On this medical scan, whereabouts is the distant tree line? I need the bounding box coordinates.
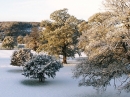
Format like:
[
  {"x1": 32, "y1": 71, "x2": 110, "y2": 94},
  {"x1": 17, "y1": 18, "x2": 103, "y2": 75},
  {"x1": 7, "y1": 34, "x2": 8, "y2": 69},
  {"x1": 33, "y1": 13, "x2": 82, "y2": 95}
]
[
  {"x1": 0, "y1": 22, "x2": 40, "y2": 49},
  {"x1": 0, "y1": 22, "x2": 39, "y2": 41}
]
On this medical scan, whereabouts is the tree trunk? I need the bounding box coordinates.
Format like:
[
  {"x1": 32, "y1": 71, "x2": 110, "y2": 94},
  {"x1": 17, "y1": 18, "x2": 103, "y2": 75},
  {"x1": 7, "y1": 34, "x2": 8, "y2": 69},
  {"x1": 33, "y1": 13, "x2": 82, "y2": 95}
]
[
  {"x1": 33, "y1": 41, "x2": 38, "y2": 51},
  {"x1": 63, "y1": 55, "x2": 67, "y2": 64},
  {"x1": 39, "y1": 77, "x2": 43, "y2": 82},
  {"x1": 62, "y1": 45, "x2": 67, "y2": 64},
  {"x1": 38, "y1": 73, "x2": 45, "y2": 82}
]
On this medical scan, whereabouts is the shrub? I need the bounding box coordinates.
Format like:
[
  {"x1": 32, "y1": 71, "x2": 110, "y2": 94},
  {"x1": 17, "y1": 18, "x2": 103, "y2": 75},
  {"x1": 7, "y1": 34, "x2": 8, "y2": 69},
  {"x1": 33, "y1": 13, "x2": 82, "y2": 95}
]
[
  {"x1": 17, "y1": 35, "x2": 24, "y2": 44},
  {"x1": 10, "y1": 49, "x2": 33, "y2": 66},
  {"x1": 22, "y1": 54, "x2": 63, "y2": 82},
  {"x1": 2, "y1": 36, "x2": 15, "y2": 49}
]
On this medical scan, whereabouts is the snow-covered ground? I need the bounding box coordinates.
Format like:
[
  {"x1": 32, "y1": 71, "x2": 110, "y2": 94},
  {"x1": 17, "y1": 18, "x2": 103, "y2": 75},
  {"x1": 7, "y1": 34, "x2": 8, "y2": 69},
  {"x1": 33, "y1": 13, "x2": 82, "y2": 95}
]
[{"x1": 0, "y1": 50, "x2": 129, "y2": 97}]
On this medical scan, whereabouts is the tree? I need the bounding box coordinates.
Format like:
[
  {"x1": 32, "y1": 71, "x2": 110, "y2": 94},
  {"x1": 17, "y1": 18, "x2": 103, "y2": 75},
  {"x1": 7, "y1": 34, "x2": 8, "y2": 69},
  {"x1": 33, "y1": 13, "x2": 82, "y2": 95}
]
[
  {"x1": 10, "y1": 49, "x2": 33, "y2": 66},
  {"x1": 73, "y1": 0, "x2": 130, "y2": 93},
  {"x1": 23, "y1": 34, "x2": 30, "y2": 44},
  {"x1": 38, "y1": 8, "x2": 82, "y2": 64},
  {"x1": 2, "y1": 36, "x2": 15, "y2": 49},
  {"x1": 17, "y1": 35, "x2": 24, "y2": 44},
  {"x1": 0, "y1": 32, "x2": 4, "y2": 41},
  {"x1": 29, "y1": 27, "x2": 40, "y2": 40},
  {"x1": 26, "y1": 27, "x2": 40, "y2": 51},
  {"x1": 26, "y1": 40, "x2": 39, "y2": 51},
  {"x1": 22, "y1": 54, "x2": 63, "y2": 82}
]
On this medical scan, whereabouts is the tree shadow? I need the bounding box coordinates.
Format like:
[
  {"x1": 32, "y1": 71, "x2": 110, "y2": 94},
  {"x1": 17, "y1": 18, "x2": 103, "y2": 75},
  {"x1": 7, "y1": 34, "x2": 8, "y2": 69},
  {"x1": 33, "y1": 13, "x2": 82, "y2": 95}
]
[
  {"x1": 66, "y1": 57, "x2": 87, "y2": 64},
  {"x1": 20, "y1": 78, "x2": 70, "y2": 87},
  {"x1": 20, "y1": 79, "x2": 52, "y2": 87},
  {"x1": 7, "y1": 68, "x2": 22, "y2": 73}
]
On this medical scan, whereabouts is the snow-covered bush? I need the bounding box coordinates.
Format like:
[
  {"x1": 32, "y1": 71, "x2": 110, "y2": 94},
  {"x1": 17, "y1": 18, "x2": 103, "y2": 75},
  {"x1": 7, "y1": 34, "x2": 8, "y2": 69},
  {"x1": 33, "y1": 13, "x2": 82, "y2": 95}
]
[
  {"x1": 22, "y1": 54, "x2": 63, "y2": 82},
  {"x1": 10, "y1": 49, "x2": 33, "y2": 66}
]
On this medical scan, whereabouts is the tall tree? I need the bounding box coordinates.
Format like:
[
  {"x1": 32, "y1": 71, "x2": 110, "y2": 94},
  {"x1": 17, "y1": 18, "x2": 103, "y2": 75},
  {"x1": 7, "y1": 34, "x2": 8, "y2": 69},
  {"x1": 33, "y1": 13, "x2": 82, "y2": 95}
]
[
  {"x1": 73, "y1": 0, "x2": 130, "y2": 93},
  {"x1": 38, "y1": 8, "x2": 82, "y2": 64}
]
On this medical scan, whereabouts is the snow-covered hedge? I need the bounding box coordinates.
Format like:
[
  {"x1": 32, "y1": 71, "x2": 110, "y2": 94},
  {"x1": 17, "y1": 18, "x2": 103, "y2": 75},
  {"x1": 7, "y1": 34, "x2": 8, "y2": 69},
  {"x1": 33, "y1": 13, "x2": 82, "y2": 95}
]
[
  {"x1": 10, "y1": 49, "x2": 33, "y2": 66},
  {"x1": 22, "y1": 54, "x2": 63, "y2": 82}
]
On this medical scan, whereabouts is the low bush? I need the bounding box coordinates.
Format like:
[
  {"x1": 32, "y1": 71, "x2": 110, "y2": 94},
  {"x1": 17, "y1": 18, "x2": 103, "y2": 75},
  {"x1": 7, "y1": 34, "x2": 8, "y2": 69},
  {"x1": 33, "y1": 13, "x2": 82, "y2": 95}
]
[
  {"x1": 10, "y1": 49, "x2": 33, "y2": 66},
  {"x1": 22, "y1": 54, "x2": 63, "y2": 82}
]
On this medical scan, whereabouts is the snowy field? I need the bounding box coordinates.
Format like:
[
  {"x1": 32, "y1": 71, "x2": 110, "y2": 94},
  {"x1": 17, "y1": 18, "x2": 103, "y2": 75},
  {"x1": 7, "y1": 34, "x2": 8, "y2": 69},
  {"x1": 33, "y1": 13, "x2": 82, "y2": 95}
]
[{"x1": 0, "y1": 50, "x2": 130, "y2": 97}]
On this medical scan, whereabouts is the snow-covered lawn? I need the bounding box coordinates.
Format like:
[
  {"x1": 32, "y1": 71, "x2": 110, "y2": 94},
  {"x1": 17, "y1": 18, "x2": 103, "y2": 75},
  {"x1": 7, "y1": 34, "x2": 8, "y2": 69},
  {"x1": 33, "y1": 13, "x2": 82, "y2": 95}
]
[{"x1": 0, "y1": 50, "x2": 129, "y2": 97}]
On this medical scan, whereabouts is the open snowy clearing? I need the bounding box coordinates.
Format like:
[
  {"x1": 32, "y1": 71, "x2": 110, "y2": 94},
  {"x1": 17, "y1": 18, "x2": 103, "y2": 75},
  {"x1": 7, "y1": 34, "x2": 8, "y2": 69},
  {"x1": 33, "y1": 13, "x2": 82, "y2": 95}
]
[{"x1": 0, "y1": 50, "x2": 129, "y2": 97}]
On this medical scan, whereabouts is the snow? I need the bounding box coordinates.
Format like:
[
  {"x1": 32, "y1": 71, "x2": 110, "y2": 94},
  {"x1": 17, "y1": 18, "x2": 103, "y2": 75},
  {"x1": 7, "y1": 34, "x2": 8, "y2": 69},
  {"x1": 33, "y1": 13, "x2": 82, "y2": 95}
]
[{"x1": 0, "y1": 50, "x2": 130, "y2": 97}]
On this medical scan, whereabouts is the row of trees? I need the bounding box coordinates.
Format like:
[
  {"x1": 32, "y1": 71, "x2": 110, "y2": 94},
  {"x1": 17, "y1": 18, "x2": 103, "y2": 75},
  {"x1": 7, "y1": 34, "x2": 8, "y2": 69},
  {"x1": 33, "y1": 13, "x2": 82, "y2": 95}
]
[
  {"x1": 7, "y1": 0, "x2": 130, "y2": 94},
  {"x1": 0, "y1": 22, "x2": 39, "y2": 40},
  {"x1": 2, "y1": 8, "x2": 83, "y2": 64},
  {"x1": 0, "y1": 22, "x2": 40, "y2": 50},
  {"x1": 1, "y1": 27, "x2": 40, "y2": 50},
  {"x1": 8, "y1": 8, "x2": 84, "y2": 83}
]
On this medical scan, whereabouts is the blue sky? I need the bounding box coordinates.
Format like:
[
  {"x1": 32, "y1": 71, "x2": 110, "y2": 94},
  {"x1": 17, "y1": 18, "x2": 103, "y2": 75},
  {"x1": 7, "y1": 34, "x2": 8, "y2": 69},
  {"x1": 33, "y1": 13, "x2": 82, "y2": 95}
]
[{"x1": 0, "y1": 0, "x2": 103, "y2": 22}]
